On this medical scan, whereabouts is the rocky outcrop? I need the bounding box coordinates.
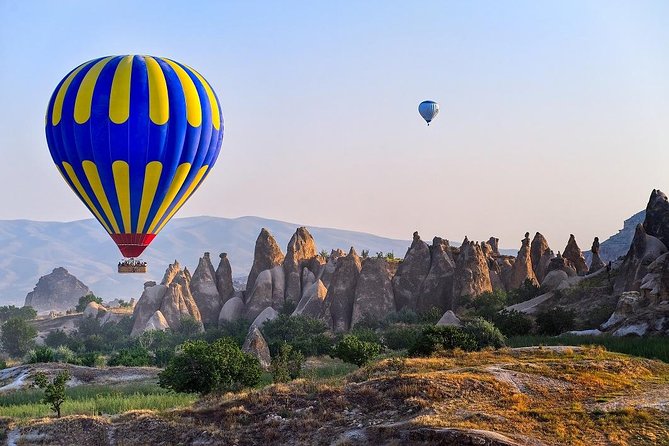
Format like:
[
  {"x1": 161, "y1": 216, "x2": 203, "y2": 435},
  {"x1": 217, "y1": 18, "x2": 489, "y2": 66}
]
[
  {"x1": 190, "y1": 252, "x2": 223, "y2": 326},
  {"x1": 436, "y1": 310, "x2": 462, "y2": 327},
  {"x1": 537, "y1": 249, "x2": 555, "y2": 285},
  {"x1": 530, "y1": 233, "x2": 551, "y2": 282},
  {"x1": 326, "y1": 248, "x2": 362, "y2": 332},
  {"x1": 487, "y1": 237, "x2": 500, "y2": 256},
  {"x1": 144, "y1": 310, "x2": 170, "y2": 332},
  {"x1": 417, "y1": 237, "x2": 455, "y2": 312},
  {"x1": 392, "y1": 232, "x2": 431, "y2": 311},
  {"x1": 615, "y1": 224, "x2": 667, "y2": 293},
  {"x1": 283, "y1": 227, "x2": 319, "y2": 304},
  {"x1": 319, "y1": 249, "x2": 345, "y2": 288},
  {"x1": 131, "y1": 264, "x2": 202, "y2": 336},
  {"x1": 215, "y1": 253, "x2": 235, "y2": 304},
  {"x1": 508, "y1": 233, "x2": 538, "y2": 290},
  {"x1": 244, "y1": 266, "x2": 285, "y2": 320},
  {"x1": 246, "y1": 228, "x2": 285, "y2": 292},
  {"x1": 83, "y1": 301, "x2": 105, "y2": 319},
  {"x1": 563, "y1": 235, "x2": 588, "y2": 275},
  {"x1": 24, "y1": 267, "x2": 91, "y2": 312},
  {"x1": 293, "y1": 279, "x2": 328, "y2": 318},
  {"x1": 351, "y1": 258, "x2": 396, "y2": 327},
  {"x1": 218, "y1": 295, "x2": 245, "y2": 325},
  {"x1": 250, "y1": 306, "x2": 278, "y2": 329},
  {"x1": 452, "y1": 240, "x2": 492, "y2": 302},
  {"x1": 643, "y1": 189, "x2": 669, "y2": 248},
  {"x1": 544, "y1": 252, "x2": 577, "y2": 277},
  {"x1": 588, "y1": 237, "x2": 606, "y2": 273},
  {"x1": 242, "y1": 326, "x2": 271, "y2": 370},
  {"x1": 541, "y1": 270, "x2": 569, "y2": 291}
]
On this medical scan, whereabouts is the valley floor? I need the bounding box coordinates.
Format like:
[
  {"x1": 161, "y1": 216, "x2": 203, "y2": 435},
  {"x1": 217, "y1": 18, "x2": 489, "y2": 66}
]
[{"x1": 1, "y1": 346, "x2": 668, "y2": 445}]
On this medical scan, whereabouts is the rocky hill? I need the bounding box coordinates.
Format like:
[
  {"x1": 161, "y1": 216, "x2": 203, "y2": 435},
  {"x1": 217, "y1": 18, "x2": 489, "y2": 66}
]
[
  {"x1": 24, "y1": 267, "x2": 91, "y2": 312},
  {"x1": 585, "y1": 210, "x2": 645, "y2": 263}
]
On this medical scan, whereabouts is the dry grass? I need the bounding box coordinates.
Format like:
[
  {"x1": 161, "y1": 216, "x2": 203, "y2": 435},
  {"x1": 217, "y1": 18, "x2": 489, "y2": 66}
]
[{"x1": 4, "y1": 346, "x2": 669, "y2": 445}]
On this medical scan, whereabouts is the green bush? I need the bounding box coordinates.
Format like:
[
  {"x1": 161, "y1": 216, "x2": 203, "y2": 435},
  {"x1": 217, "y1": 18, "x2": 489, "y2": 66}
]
[
  {"x1": 44, "y1": 330, "x2": 71, "y2": 349},
  {"x1": 348, "y1": 327, "x2": 382, "y2": 345},
  {"x1": 54, "y1": 346, "x2": 77, "y2": 364},
  {"x1": 75, "y1": 294, "x2": 103, "y2": 313},
  {"x1": 207, "y1": 319, "x2": 252, "y2": 347},
  {"x1": 159, "y1": 338, "x2": 261, "y2": 394},
  {"x1": 507, "y1": 279, "x2": 543, "y2": 304},
  {"x1": 33, "y1": 370, "x2": 70, "y2": 418},
  {"x1": 0, "y1": 359, "x2": 6, "y2": 370},
  {"x1": 107, "y1": 347, "x2": 152, "y2": 367},
  {"x1": 384, "y1": 309, "x2": 420, "y2": 325},
  {"x1": 0, "y1": 305, "x2": 36, "y2": 323},
  {"x1": 1, "y1": 317, "x2": 37, "y2": 358},
  {"x1": 465, "y1": 289, "x2": 508, "y2": 320},
  {"x1": 493, "y1": 310, "x2": 534, "y2": 337},
  {"x1": 331, "y1": 335, "x2": 381, "y2": 367},
  {"x1": 270, "y1": 342, "x2": 304, "y2": 383},
  {"x1": 381, "y1": 325, "x2": 421, "y2": 351},
  {"x1": 535, "y1": 307, "x2": 576, "y2": 335},
  {"x1": 75, "y1": 351, "x2": 102, "y2": 367},
  {"x1": 262, "y1": 315, "x2": 331, "y2": 356},
  {"x1": 408, "y1": 325, "x2": 477, "y2": 357},
  {"x1": 28, "y1": 346, "x2": 56, "y2": 363},
  {"x1": 463, "y1": 318, "x2": 506, "y2": 349}
]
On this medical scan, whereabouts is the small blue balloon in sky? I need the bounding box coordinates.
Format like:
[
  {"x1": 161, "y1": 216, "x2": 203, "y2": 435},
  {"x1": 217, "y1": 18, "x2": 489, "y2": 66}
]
[{"x1": 418, "y1": 100, "x2": 439, "y2": 126}]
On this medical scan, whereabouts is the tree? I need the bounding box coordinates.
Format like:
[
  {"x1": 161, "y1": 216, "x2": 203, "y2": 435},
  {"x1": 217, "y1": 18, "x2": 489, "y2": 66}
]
[
  {"x1": 34, "y1": 370, "x2": 70, "y2": 418},
  {"x1": 408, "y1": 325, "x2": 477, "y2": 357},
  {"x1": 107, "y1": 346, "x2": 152, "y2": 366},
  {"x1": 159, "y1": 338, "x2": 261, "y2": 394},
  {"x1": 1, "y1": 317, "x2": 37, "y2": 357},
  {"x1": 75, "y1": 294, "x2": 103, "y2": 313},
  {"x1": 463, "y1": 318, "x2": 506, "y2": 349},
  {"x1": 535, "y1": 307, "x2": 576, "y2": 335},
  {"x1": 262, "y1": 315, "x2": 331, "y2": 356},
  {"x1": 270, "y1": 342, "x2": 304, "y2": 383},
  {"x1": 0, "y1": 305, "x2": 36, "y2": 323},
  {"x1": 332, "y1": 335, "x2": 381, "y2": 367}
]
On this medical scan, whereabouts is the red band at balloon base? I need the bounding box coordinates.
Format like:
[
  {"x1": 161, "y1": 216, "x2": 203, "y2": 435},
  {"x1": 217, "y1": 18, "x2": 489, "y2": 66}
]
[{"x1": 110, "y1": 233, "x2": 156, "y2": 258}]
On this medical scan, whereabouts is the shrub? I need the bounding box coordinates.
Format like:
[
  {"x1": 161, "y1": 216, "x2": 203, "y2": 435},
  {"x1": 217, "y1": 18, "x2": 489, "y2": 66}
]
[
  {"x1": 1, "y1": 317, "x2": 37, "y2": 358},
  {"x1": 384, "y1": 308, "x2": 420, "y2": 325},
  {"x1": 270, "y1": 342, "x2": 305, "y2": 383},
  {"x1": 28, "y1": 346, "x2": 56, "y2": 363},
  {"x1": 466, "y1": 289, "x2": 508, "y2": 320},
  {"x1": 381, "y1": 325, "x2": 421, "y2": 351},
  {"x1": 54, "y1": 346, "x2": 77, "y2": 364},
  {"x1": 507, "y1": 279, "x2": 543, "y2": 304},
  {"x1": 0, "y1": 359, "x2": 6, "y2": 369},
  {"x1": 536, "y1": 307, "x2": 576, "y2": 335},
  {"x1": 208, "y1": 319, "x2": 252, "y2": 347},
  {"x1": 75, "y1": 351, "x2": 103, "y2": 367},
  {"x1": 159, "y1": 339, "x2": 261, "y2": 394},
  {"x1": 331, "y1": 335, "x2": 381, "y2": 367},
  {"x1": 33, "y1": 370, "x2": 70, "y2": 418},
  {"x1": 107, "y1": 347, "x2": 152, "y2": 367},
  {"x1": 493, "y1": 309, "x2": 533, "y2": 337},
  {"x1": 44, "y1": 330, "x2": 71, "y2": 349},
  {"x1": 0, "y1": 305, "x2": 36, "y2": 323},
  {"x1": 176, "y1": 316, "x2": 203, "y2": 338},
  {"x1": 408, "y1": 325, "x2": 477, "y2": 357},
  {"x1": 463, "y1": 318, "x2": 506, "y2": 349},
  {"x1": 348, "y1": 327, "x2": 382, "y2": 345},
  {"x1": 75, "y1": 294, "x2": 103, "y2": 313},
  {"x1": 262, "y1": 315, "x2": 331, "y2": 356}
]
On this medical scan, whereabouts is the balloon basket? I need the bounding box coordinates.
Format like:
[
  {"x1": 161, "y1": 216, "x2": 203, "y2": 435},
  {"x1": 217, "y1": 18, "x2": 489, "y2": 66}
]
[{"x1": 118, "y1": 259, "x2": 147, "y2": 274}]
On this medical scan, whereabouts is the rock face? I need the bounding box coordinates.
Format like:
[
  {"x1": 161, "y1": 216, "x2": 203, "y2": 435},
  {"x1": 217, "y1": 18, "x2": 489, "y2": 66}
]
[
  {"x1": 190, "y1": 252, "x2": 223, "y2": 326},
  {"x1": 545, "y1": 252, "x2": 577, "y2": 277},
  {"x1": 326, "y1": 248, "x2": 362, "y2": 332},
  {"x1": 246, "y1": 228, "x2": 285, "y2": 292},
  {"x1": 541, "y1": 270, "x2": 569, "y2": 291},
  {"x1": 83, "y1": 301, "x2": 105, "y2": 319},
  {"x1": 250, "y1": 306, "x2": 278, "y2": 329},
  {"x1": 589, "y1": 237, "x2": 606, "y2": 273},
  {"x1": 351, "y1": 258, "x2": 396, "y2": 327},
  {"x1": 643, "y1": 189, "x2": 669, "y2": 249},
  {"x1": 283, "y1": 227, "x2": 318, "y2": 304},
  {"x1": 144, "y1": 310, "x2": 170, "y2": 332},
  {"x1": 24, "y1": 267, "x2": 91, "y2": 312},
  {"x1": 563, "y1": 235, "x2": 588, "y2": 275},
  {"x1": 615, "y1": 224, "x2": 668, "y2": 293},
  {"x1": 452, "y1": 240, "x2": 492, "y2": 302},
  {"x1": 218, "y1": 295, "x2": 245, "y2": 325},
  {"x1": 242, "y1": 326, "x2": 271, "y2": 370},
  {"x1": 530, "y1": 232, "x2": 551, "y2": 282},
  {"x1": 215, "y1": 253, "x2": 235, "y2": 305},
  {"x1": 131, "y1": 263, "x2": 203, "y2": 336},
  {"x1": 417, "y1": 237, "x2": 455, "y2": 312},
  {"x1": 508, "y1": 233, "x2": 538, "y2": 290},
  {"x1": 436, "y1": 310, "x2": 462, "y2": 327},
  {"x1": 244, "y1": 266, "x2": 285, "y2": 320},
  {"x1": 392, "y1": 232, "x2": 431, "y2": 311},
  {"x1": 293, "y1": 279, "x2": 328, "y2": 318}
]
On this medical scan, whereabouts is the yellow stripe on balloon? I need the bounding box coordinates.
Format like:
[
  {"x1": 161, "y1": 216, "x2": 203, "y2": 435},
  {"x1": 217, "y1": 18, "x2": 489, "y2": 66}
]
[
  {"x1": 144, "y1": 56, "x2": 169, "y2": 125},
  {"x1": 61, "y1": 162, "x2": 113, "y2": 234},
  {"x1": 183, "y1": 64, "x2": 220, "y2": 130},
  {"x1": 74, "y1": 57, "x2": 114, "y2": 124},
  {"x1": 82, "y1": 160, "x2": 121, "y2": 233},
  {"x1": 154, "y1": 165, "x2": 209, "y2": 234},
  {"x1": 51, "y1": 61, "x2": 92, "y2": 126},
  {"x1": 112, "y1": 160, "x2": 131, "y2": 233},
  {"x1": 161, "y1": 58, "x2": 202, "y2": 127},
  {"x1": 109, "y1": 55, "x2": 134, "y2": 124},
  {"x1": 136, "y1": 161, "x2": 163, "y2": 233},
  {"x1": 147, "y1": 162, "x2": 191, "y2": 233}
]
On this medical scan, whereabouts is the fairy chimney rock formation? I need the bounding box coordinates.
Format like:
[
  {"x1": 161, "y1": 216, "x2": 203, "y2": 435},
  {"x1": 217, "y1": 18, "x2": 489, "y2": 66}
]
[
  {"x1": 392, "y1": 231, "x2": 431, "y2": 311},
  {"x1": 589, "y1": 237, "x2": 606, "y2": 273},
  {"x1": 190, "y1": 252, "x2": 223, "y2": 326},
  {"x1": 247, "y1": 229, "x2": 285, "y2": 292},
  {"x1": 530, "y1": 232, "x2": 551, "y2": 282},
  {"x1": 283, "y1": 227, "x2": 318, "y2": 304},
  {"x1": 215, "y1": 253, "x2": 235, "y2": 304},
  {"x1": 508, "y1": 233, "x2": 538, "y2": 289},
  {"x1": 326, "y1": 247, "x2": 362, "y2": 332},
  {"x1": 563, "y1": 235, "x2": 589, "y2": 275},
  {"x1": 452, "y1": 239, "x2": 493, "y2": 301}
]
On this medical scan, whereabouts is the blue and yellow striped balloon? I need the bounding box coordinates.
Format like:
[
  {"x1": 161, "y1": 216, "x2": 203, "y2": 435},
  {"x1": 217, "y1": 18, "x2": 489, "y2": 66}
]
[{"x1": 45, "y1": 55, "x2": 224, "y2": 258}]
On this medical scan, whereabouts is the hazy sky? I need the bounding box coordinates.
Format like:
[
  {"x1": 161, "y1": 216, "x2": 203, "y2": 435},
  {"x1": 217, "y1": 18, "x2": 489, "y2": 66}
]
[{"x1": 1, "y1": 1, "x2": 668, "y2": 251}]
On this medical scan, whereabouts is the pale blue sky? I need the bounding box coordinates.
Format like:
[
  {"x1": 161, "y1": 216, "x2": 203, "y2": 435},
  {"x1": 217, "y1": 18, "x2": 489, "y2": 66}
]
[{"x1": 0, "y1": 1, "x2": 668, "y2": 250}]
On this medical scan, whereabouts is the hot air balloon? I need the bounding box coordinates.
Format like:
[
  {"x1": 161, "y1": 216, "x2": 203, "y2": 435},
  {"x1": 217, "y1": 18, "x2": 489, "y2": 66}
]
[
  {"x1": 418, "y1": 100, "x2": 439, "y2": 125},
  {"x1": 45, "y1": 55, "x2": 223, "y2": 273}
]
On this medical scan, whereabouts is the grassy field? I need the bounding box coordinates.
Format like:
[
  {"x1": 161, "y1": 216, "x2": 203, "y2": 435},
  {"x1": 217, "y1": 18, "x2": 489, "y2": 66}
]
[
  {"x1": 0, "y1": 382, "x2": 196, "y2": 419},
  {"x1": 508, "y1": 335, "x2": 669, "y2": 363}
]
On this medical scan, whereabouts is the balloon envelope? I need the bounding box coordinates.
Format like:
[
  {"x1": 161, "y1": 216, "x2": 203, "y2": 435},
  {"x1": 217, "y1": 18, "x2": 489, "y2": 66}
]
[
  {"x1": 45, "y1": 55, "x2": 224, "y2": 258},
  {"x1": 418, "y1": 100, "x2": 439, "y2": 125}
]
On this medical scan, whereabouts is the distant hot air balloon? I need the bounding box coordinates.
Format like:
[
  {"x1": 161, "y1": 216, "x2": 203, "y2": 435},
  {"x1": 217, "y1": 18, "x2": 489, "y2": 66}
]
[
  {"x1": 45, "y1": 55, "x2": 224, "y2": 272},
  {"x1": 418, "y1": 100, "x2": 439, "y2": 125}
]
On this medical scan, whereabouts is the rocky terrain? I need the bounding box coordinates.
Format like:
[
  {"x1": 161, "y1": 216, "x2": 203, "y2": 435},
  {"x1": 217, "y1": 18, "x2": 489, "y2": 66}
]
[
  {"x1": 2, "y1": 347, "x2": 667, "y2": 445},
  {"x1": 24, "y1": 267, "x2": 91, "y2": 312}
]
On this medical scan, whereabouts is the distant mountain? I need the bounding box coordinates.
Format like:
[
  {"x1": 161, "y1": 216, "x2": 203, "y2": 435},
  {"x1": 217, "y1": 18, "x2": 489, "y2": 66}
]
[
  {"x1": 584, "y1": 210, "x2": 645, "y2": 264},
  {"x1": 0, "y1": 216, "x2": 446, "y2": 306}
]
